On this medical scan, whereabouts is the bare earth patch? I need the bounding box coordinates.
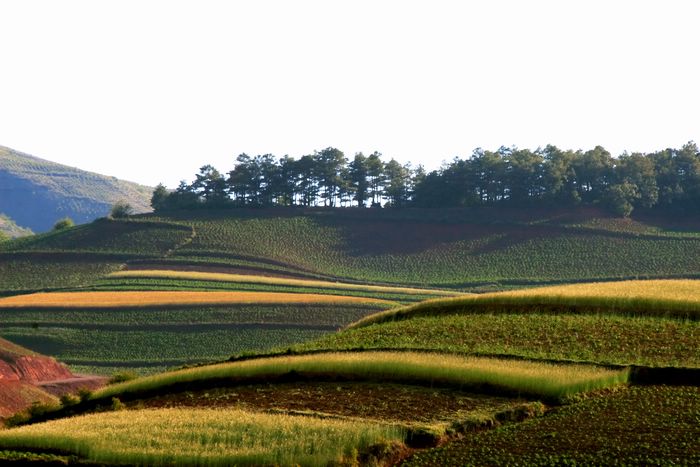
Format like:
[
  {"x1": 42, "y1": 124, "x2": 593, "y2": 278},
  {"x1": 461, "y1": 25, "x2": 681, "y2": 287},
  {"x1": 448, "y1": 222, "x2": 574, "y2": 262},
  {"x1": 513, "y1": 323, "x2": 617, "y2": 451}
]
[{"x1": 135, "y1": 382, "x2": 530, "y2": 424}]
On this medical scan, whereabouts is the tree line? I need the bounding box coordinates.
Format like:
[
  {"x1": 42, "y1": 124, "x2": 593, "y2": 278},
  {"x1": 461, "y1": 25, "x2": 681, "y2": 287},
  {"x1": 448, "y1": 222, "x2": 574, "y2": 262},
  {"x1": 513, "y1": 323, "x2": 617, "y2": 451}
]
[{"x1": 152, "y1": 142, "x2": 700, "y2": 217}]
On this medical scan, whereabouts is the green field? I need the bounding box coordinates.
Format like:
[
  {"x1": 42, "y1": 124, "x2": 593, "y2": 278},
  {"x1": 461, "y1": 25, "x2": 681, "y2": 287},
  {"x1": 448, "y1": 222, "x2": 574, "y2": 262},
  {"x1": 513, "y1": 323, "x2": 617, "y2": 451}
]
[
  {"x1": 406, "y1": 385, "x2": 700, "y2": 466},
  {"x1": 0, "y1": 303, "x2": 384, "y2": 375},
  {"x1": 0, "y1": 407, "x2": 407, "y2": 466},
  {"x1": 4, "y1": 209, "x2": 700, "y2": 290},
  {"x1": 0, "y1": 253, "x2": 123, "y2": 295},
  {"x1": 154, "y1": 210, "x2": 700, "y2": 287},
  {"x1": 2, "y1": 208, "x2": 700, "y2": 465},
  {"x1": 296, "y1": 313, "x2": 700, "y2": 367}
]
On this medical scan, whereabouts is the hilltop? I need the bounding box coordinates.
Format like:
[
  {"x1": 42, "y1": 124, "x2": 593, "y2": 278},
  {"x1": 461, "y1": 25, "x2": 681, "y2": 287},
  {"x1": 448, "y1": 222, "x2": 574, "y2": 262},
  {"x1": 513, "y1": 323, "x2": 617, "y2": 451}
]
[{"x1": 0, "y1": 145, "x2": 153, "y2": 232}]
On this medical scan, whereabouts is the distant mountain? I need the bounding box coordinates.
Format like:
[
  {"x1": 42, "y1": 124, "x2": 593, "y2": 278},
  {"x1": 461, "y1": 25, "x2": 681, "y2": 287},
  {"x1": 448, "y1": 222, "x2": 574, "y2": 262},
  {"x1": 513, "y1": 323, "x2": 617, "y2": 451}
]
[
  {"x1": 0, "y1": 213, "x2": 33, "y2": 238},
  {"x1": 0, "y1": 145, "x2": 152, "y2": 232}
]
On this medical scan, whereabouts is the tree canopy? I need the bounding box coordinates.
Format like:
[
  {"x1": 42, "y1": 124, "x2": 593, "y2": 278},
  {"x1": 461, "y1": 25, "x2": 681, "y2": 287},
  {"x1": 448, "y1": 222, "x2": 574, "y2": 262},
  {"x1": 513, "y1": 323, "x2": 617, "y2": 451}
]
[{"x1": 151, "y1": 142, "x2": 700, "y2": 217}]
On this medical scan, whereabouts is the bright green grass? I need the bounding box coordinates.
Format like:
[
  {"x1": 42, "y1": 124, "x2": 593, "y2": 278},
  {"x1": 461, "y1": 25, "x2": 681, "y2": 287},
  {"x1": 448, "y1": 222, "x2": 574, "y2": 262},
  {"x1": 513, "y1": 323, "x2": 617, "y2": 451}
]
[
  {"x1": 0, "y1": 407, "x2": 406, "y2": 466},
  {"x1": 405, "y1": 385, "x2": 700, "y2": 466},
  {"x1": 294, "y1": 314, "x2": 700, "y2": 368},
  {"x1": 95, "y1": 352, "x2": 629, "y2": 403}
]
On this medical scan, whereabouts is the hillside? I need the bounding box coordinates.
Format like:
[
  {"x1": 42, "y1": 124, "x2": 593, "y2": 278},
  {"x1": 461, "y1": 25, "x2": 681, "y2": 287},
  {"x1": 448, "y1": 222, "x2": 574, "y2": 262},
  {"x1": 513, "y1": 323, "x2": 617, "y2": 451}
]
[
  {"x1": 4, "y1": 206, "x2": 700, "y2": 291},
  {"x1": 0, "y1": 337, "x2": 105, "y2": 419},
  {"x1": 0, "y1": 207, "x2": 698, "y2": 464},
  {"x1": 0, "y1": 145, "x2": 153, "y2": 232},
  {"x1": 0, "y1": 213, "x2": 33, "y2": 239}
]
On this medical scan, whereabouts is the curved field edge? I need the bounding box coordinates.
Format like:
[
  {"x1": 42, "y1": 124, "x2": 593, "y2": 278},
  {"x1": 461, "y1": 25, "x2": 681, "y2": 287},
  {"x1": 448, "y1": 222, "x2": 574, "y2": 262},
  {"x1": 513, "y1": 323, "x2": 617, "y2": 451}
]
[
  {"x1": 107, "y1": 270, "x2": 463, "y2": 297},
  {"x1": 292, "y1": 314, "x2": 700, "y2": 368},
  {"x1": 350, "y1": 279, "x2": 700, "y2": 328},
  {"x1": 90, "y1": 352, "x2": 628, "y2": 403},
  {"x1": 0, "y1": 291, "x2": 396, "y2": 308},
  {"x1": 404, "y1": 385, "x2": 700, "y2": 466},
  {"x1": 0, "y1": 408, "x2": 406, "y2": 467}
]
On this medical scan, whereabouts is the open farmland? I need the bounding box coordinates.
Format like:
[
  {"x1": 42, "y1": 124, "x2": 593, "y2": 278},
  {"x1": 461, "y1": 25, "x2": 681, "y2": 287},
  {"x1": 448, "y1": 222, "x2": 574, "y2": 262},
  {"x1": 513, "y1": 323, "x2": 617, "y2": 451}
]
[
  {"x1": 150, "y1": 209, "x2": 700, "y2": 287},
  {"x1": 0, "y1": 290, "x2": 394, "y2": 308},
  {"x1": 0, "y1": 292, "x2": 391, "y2": 375},
  {"x1": 0, "y1": 218, "x2": 193, "y2": 258},
  {"x1": 92, "y1": 270, "x2": 460, "y2": 303},
  {"x1": 297, "y1": 313, "x2": 700, "y2": 367},
  {"x1": 0, "y1": 407, "x2": 408, "y2": 466},
  {"x1": 91, "y1": 352, "x2": 628, "y2": 403},
  {"x1": 406, "y1": 385, "x2": 700, "y2": 466},
  {"x1": 0, "y1": 253, "x2": 122, "y2": 296},
  {"x1": 1, "y1": 208, "x2": 700, "y2": 465},
  {"x1": 296, "y1": 280, "x2": 700, "y2": 367},
  {"x1": 352, "y1": 279, "x2": 700, "y2": 327}
]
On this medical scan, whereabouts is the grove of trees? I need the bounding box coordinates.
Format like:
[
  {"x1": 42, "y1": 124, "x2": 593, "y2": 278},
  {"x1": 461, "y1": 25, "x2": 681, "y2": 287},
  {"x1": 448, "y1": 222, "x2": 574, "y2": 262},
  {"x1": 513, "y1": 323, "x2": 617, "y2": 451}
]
[{"x1": 152, "y1": 142, "x2": 700, "y2": 217}]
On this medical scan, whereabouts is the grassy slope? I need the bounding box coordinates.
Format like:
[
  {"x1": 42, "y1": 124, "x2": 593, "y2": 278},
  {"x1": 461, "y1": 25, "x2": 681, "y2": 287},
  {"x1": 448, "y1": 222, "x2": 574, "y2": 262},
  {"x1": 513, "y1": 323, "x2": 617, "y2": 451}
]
[
  {"x1": 147, "y1": 208, "x2": 700, "y2": 287},
  {"x1": 0, "y1": 145, "x2": 152, "y2": 232},
  {"x1": 5, "y1": 207, "x2": 700, "y2": 291},
  {"x1": 296, "y1": 280, "x2": 700, "y2": 367},
  {"x1": 0, "y1": 214, "x2": 32, "y2": 239},
  {"x1": 0, "y1": 407, "x2": 406, "y2": 466}
]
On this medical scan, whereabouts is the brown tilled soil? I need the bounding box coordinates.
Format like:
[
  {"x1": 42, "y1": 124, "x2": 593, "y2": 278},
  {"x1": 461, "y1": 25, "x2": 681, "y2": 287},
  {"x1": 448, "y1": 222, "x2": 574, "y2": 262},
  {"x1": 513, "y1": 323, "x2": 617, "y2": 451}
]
[
  {"x1": 135, "y1": 382, "x2": 527, "y2": 424},
  {"x1": 38, "y1": 375, "x2": 109, "y2": 397}
]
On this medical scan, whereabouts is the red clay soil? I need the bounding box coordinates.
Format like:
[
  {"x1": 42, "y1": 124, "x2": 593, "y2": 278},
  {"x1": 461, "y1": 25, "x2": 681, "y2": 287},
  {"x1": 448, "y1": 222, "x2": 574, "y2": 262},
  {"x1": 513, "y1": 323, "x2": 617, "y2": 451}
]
[
  {"x1": 0, "y1": 337, "x2": 107, "y2": 419},
  {"x1": 0, "y1": 382, "x2": 57, "y2": 418}
]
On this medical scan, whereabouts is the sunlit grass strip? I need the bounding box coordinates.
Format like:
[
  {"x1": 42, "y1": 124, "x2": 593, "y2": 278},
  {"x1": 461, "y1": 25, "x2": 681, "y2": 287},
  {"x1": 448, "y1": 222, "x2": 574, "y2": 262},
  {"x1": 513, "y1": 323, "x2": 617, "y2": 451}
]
[
  {"x1": 94, "y1": 352, "x2": 629, "y2": 402},
  {"x1": 0, "y1": 408, "x2": 405, "y2": 466},
  {"x1": 350, "y1": 279, "x2": 700, "y2": 328},
  {"x1": 108, "y1": 270, "x2": 462, "y2": 296},
  {"x1": 0, "y1": 291, "x2": 395, "y2": 308}
]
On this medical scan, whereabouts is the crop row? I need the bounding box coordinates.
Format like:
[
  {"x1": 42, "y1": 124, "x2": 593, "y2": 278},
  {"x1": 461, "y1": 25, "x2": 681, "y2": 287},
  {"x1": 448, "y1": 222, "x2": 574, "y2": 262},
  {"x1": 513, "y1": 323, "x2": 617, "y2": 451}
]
[
  {"x1": 0, "y1": 304, "x2": 380, "y2": 328},
  {"x1": 160, "y1": 215, "x2": 700, "y2": 286},
  {"x1": 0, "y1": 254, "x2": 122, "y2": 293},
  {"x1": 405, "y1": 385, "x2": 700, "y2": 465},
  {"x1": 0, "y1": 407, "x2": 405, "y2": 466},
  {"x1": 95, "y1": 352, "x2": 629, "y2": 402},
  {"x1": 2, "y1": 219, "x2": 192, "y2": 258},
  {"x1": 295, "y1": 313, "x2": 700, "y2": 368},
  {"x1": 1, "y1": 327, "x2": 329, "y2": 375},
  {"x1": 90, "y1": 277, "x2": 446, "y2": 303},
  {"x1": 108, "y1": 270, "x2": 458, "y2": 296},
  {"x1": 352, "y1": 279, "x2": 700, "y2": 328},
  {"x1": 0, "y1": 290, "x2": 395, "y2": 308}
]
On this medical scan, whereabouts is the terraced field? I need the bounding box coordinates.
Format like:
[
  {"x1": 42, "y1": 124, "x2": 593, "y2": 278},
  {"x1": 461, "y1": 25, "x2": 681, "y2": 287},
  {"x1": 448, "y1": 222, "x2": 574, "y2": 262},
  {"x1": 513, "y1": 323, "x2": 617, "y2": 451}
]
[
  {"x1": 151, "y1": 210, "x2": 700, "y2": 287},
  {"x1": 1, "y1": 208, "x2": 700, "y2": 465},
  {"x1": 0, "y1": 291, "x2": 391, "y2": 375},
  {"x1": 297, "y1": 280, "x2": 700, "y2": 368}
]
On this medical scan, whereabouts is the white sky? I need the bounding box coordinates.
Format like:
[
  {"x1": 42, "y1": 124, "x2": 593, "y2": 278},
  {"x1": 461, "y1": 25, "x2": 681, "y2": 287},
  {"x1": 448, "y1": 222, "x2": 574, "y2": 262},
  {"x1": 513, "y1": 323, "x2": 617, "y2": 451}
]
[{"x1": 0, "y1": 0, "x2": 698, "y2": 187}]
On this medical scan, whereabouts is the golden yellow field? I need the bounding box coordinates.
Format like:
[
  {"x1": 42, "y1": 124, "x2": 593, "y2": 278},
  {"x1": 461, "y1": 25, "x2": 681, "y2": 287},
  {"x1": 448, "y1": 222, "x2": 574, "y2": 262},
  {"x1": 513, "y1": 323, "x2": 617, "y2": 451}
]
[
  {"x1": 108, "y1": 269, "x2": 462, "y2": 296},
  {"x1": 351, "y1": 279, "x2": 700, "y2": 328},
  {"x1": 0, "y1": 291, "x2": 394, "y2": 308},
  {"x1": 491, "y1": 279, "x2": 700, "y2": 303},
  {"x1": 0, "y1": 407, "x2": 405, "y2": 465},
  {"x1": 95, "y1": 351, "x2": 629, "y2": 402}
]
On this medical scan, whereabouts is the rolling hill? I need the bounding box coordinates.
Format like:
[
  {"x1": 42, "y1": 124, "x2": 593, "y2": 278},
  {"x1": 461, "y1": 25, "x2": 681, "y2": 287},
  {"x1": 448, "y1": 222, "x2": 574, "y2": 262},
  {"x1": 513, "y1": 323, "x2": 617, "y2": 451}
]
[
  {"x1": 0, "y1": 145, "x2": 153, "y2": 232},
  {"x1": 0, "y1": 206, "x2": 699, "y2": 464}
]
